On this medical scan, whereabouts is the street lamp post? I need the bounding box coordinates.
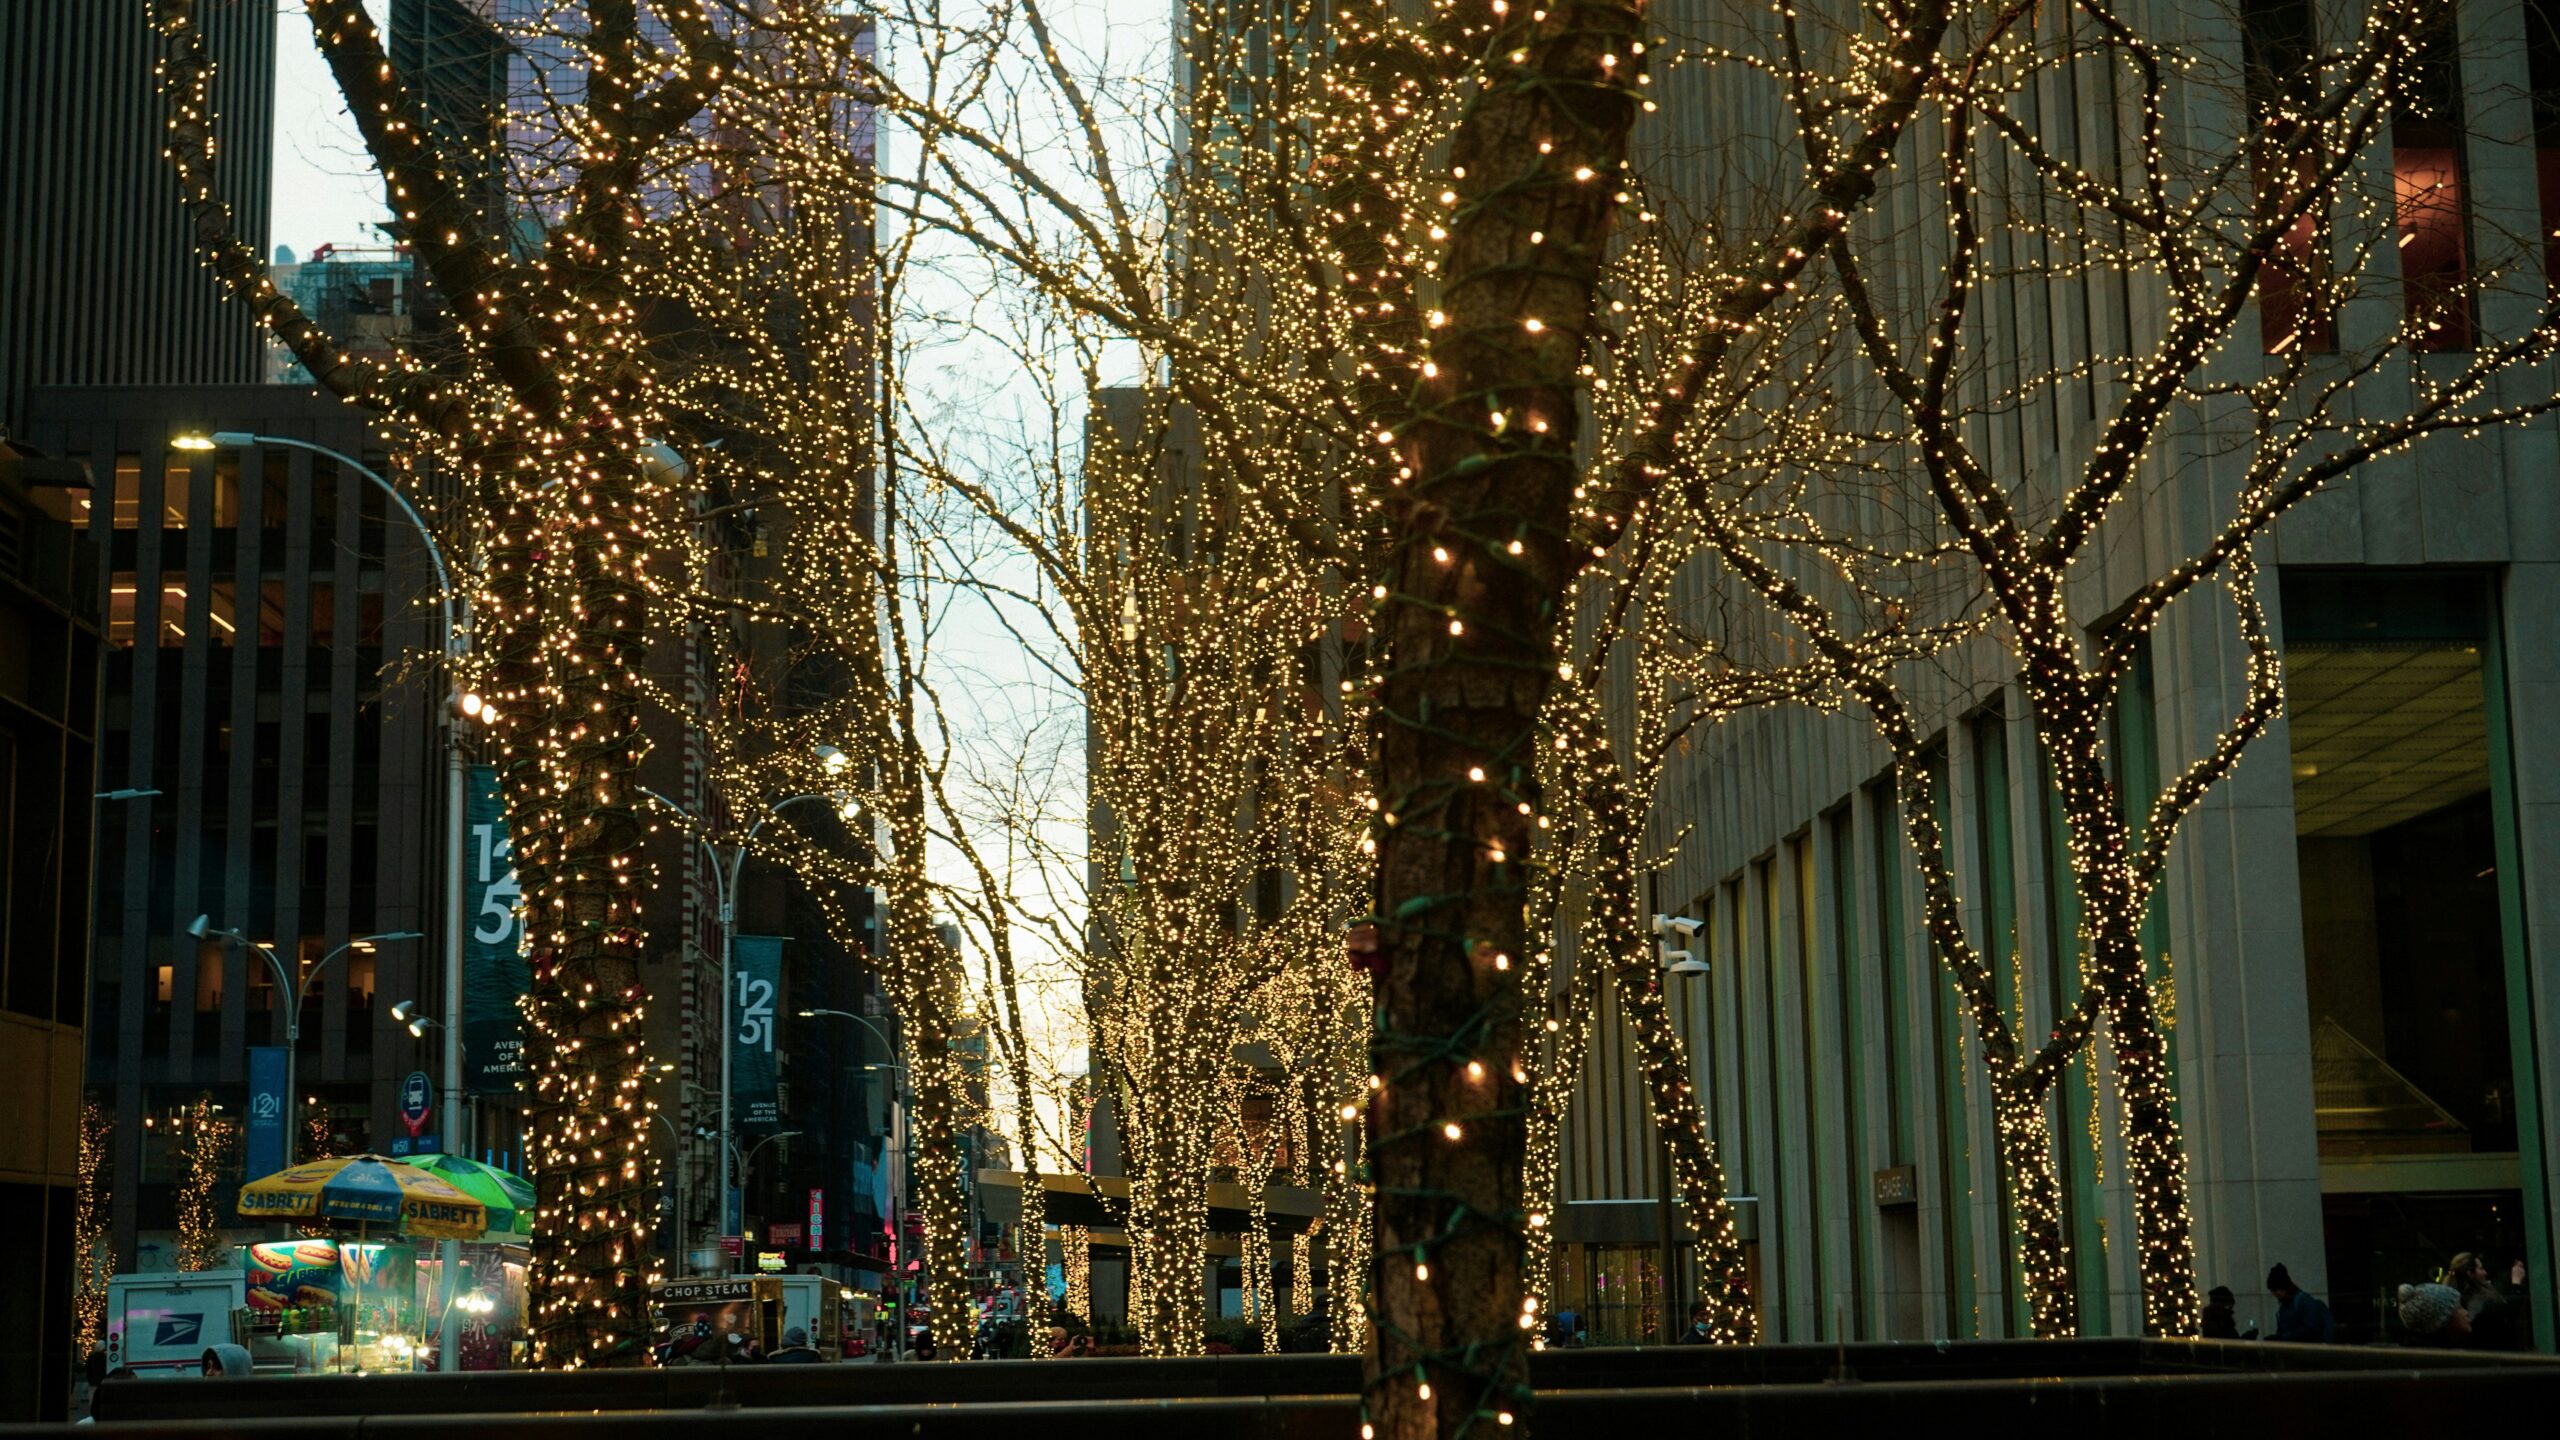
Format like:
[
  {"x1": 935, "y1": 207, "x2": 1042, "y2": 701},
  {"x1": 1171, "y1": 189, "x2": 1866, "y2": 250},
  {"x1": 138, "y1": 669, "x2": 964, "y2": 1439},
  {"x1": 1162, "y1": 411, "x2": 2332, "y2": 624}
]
[
  {"x1": 187, "y1": 430, "x2": 474, "y2": 1377},
  {"x1": 640, "y1": 789, "x2": 833, "y2": 1268},
  {"x1": 188, "y1": 917, "x2": 421, "y2": 1165},
  {"x1": 186, "y1": 432, "x2": 472, "y2": 1167},
  {"x1": 801, "y1": 1007, "x2": 912, "y2": 1359},
  {"x1": 650, "y1": 1112, "x2": 712, "y2": 1275}
]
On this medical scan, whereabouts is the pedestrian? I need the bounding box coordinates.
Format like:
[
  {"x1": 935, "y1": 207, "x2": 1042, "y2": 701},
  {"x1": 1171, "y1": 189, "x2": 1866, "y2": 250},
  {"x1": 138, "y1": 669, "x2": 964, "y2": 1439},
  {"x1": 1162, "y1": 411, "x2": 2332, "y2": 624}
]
[
  {"x1": 720, "y1": 1331, "x2": 764, "y2": 1365},
  {"x1": 2445, "y1": 1252, "x2": 2522, "y2": 1350},
  {"x1": 2200, "y1": 1285, "x2": 2239, "y2": 1339},
  {"x1": 913, "y1": 1329, "x2": 938, "y2": 1362},
  {"x1": 2396, "y1": 1282, "x2": 2471, "y2": 1346},
  {"x1": 199, "y1": 1344, "x2": 252, "y2": 1377},
  {"x1": 2266, "y1": 1263, "x2": 2334, "y2": 1343},
  {"x1": 767, "y1": 1326, "x2": 823, "y2": 1364},
  {"x1": 1674, "y1": 1301, "x2": 1714, "y2": 1345}
]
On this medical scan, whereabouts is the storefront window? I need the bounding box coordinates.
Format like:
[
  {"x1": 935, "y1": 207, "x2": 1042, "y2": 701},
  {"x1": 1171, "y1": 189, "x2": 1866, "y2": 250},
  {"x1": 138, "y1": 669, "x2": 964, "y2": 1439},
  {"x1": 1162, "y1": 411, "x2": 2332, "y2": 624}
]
[
  {"x1": 2285, "y1": 570, "x2": 2523, "y2": 1340},
  {"x1": 2286, "y1": 572, "x2": 2514, "y2": 1158}
]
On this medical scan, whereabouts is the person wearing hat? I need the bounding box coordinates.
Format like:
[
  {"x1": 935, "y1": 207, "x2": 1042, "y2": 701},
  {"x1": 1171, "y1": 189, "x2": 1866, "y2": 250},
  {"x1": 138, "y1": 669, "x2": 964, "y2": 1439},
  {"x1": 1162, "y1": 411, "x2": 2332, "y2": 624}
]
[
  {"x1": 768, "y1": 1326, "x2": 823, "y2": 1363},
  {"x1": 2266, "y1": 1263, "x2": 2334, "y2": 1343},
  {"x1": 2201, "y1": 1286, "x2": 2240, "y2": 1339},
  {"x1": 2397, "y1": 1282, "x2": 2472, "y2": 1346}
]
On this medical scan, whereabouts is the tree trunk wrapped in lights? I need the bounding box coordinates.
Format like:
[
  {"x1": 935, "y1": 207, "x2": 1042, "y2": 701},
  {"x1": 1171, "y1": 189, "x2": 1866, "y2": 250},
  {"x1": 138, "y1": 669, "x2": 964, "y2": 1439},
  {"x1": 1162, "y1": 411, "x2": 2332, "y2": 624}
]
[
  {"x1": 156, "y1": 0, "x2": 735, "y2": 1363},
  {"x1": 173, "y1": 1096, "x2": 238, "y2": 1273},
  {"x1": 74, "y1": 1104, "x2": 110, "y2": 1354}
]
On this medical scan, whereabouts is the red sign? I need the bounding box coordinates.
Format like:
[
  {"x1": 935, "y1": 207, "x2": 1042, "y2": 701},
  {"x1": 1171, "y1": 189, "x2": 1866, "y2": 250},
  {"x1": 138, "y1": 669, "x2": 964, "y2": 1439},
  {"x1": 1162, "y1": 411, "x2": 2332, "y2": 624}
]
[
  {"x1": 807, "y1": 1188, "x2": 825, "y2": 1252},
  {"x1": 718, "y1": 1235, "x2": 743, "y2": 1257},
  {"x1": 769, "y1": 1223, "x2": 804, "y2": 1247}
]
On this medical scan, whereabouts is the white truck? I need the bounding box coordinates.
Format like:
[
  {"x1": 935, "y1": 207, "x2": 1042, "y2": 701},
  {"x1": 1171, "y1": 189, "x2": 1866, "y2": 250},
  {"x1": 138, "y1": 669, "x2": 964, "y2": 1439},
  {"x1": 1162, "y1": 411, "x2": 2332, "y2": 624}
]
[{"x1": 104, "y1": 1271, "x2": 246, "y2": 1379}]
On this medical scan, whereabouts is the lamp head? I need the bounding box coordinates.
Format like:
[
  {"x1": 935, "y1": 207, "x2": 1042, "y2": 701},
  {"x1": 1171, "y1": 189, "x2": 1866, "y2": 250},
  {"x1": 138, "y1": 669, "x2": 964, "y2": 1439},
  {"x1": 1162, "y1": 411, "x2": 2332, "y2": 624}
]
[
  {"x1": 391, "y1": 1000, "x2": 416, "y2": 1023},
  {"x1": 170, "y1": 434, "x2": 216, "y2": 452},
  {"x1": 186, "y1": 914, "x2": 212, "y2": 940}
]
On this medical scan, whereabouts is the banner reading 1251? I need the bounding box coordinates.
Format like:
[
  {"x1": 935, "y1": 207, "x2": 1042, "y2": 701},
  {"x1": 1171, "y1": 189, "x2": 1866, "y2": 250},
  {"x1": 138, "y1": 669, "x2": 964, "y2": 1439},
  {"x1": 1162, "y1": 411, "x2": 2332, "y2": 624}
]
[
  {"x1": 464, "y1": 763, "x2": 528, "y2": 1094},
  {"x1": 731, "y1": 935, "x2": 786, "y2": 1128}
]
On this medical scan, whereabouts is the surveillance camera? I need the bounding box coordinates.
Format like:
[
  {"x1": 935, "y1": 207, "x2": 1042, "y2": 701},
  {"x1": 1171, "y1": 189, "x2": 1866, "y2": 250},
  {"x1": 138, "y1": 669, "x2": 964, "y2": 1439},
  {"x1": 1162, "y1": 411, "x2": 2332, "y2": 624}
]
[
  {"x1": 1650, "y1": 913, "x2": 1702, "y2": 939},
  {"x1": 1662, "y1": 951, "x2": 1710, "y2": 977}
]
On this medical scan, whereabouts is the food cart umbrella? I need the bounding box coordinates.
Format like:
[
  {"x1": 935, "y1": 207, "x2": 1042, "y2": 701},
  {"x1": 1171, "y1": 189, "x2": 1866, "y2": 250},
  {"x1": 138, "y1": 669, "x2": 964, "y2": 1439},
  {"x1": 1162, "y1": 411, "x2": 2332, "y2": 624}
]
[
  {"x1": 236, "y1": 1154, "x2": 487, "y2": 1240},
  {"x1": 392, "y1": 1154, "x2": 536, "y2": 1239}
]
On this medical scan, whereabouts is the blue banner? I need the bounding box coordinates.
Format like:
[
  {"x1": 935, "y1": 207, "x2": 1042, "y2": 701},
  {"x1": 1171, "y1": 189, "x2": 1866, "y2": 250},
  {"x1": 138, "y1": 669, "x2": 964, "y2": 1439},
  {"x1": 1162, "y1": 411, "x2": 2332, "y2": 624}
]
[
  {"x1": 463, "y1": 764, "x2": 527, "y2": 1093},
  {"x1": 246, "y1": 1046, "x2": 287, "y2": 1176},
  {"x1": 730, "y1": 936, "x2": 785, "y2": 1129}
]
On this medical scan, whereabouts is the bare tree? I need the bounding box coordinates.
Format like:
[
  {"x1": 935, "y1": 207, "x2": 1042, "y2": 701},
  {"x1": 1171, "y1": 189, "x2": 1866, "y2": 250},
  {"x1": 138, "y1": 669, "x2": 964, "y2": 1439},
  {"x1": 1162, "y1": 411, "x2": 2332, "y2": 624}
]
[{"x1": 1657, "y1": 0, "x2": 2560, "y2": 1334}]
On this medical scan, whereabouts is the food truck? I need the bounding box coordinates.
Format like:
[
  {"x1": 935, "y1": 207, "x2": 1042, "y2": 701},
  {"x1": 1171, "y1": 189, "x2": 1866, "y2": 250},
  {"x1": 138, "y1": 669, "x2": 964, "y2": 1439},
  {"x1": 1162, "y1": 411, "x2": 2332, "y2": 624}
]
[
  {"x1": 651, "y1": 1277, "x2": 783, "y2": 1363},
  {"x1": 650, "y1": 1274, "x2": 872, "y2": 1363}
]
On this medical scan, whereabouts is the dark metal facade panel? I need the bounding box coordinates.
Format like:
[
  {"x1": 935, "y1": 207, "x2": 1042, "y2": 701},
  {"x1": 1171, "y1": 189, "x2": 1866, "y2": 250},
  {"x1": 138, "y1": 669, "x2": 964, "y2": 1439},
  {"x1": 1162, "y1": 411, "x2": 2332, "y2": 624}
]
[{"x1": 0, "y1": 1, "x2": 273, "y2": 437}]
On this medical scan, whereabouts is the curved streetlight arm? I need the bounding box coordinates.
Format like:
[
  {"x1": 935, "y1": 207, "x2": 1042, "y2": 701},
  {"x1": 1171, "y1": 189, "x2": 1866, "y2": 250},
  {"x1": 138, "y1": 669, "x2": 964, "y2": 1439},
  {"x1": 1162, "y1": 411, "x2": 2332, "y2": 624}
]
[
  {"x1": 638, "y1": 790, "x2": 836, "y2": 921},
  {"x1": 796, "y1": 1006, "x2": 897, "y2": 1056}
]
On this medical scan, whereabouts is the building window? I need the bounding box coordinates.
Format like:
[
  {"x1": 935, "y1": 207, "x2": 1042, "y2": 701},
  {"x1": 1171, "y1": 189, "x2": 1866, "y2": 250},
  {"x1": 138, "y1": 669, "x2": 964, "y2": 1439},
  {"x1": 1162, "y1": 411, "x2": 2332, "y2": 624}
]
[
  {"x1": 161, "y1": 456, "x2": 193, "y2": 530},
  {"x1": 260, "y1": 450, "x2": 292, "y2": 529},
  {"x1": 107, "y1": 573, "x2": 140, "y2": 647},
  {"x1": 2284, "y1": 570, "x2": 2523, "y2": 1340},
  {"x1": 258, "y1": 581, "x2": 289, "y2": 646},
  {"x1": 112, "y1": 455, "x2": 143, "y2": 529},
  {"x1": 211, "y1": 453, "x2": 241, "y2": 527},
  {"x1": 154, "y1": 579, "x2": 188, "y2": 648},
  {"x1": 195, "y1": 942, "x2": 224, "y2": 1012},
  {"x1": 207, "y1": 581, "x2": 239, "y2": 646},
  {"x1": 1822, "y1": 807, "x2": 1869, "y2": 1337},
  {"x1": 2395, "y1": 9, "x2": 2474, "y2": 350},
  {"x1": 2244, "y1": 0, "x2": 2334, "y2": 354},
  {"x1": 2528, "y1": 0, "x2": 2560, "y2": 284}
]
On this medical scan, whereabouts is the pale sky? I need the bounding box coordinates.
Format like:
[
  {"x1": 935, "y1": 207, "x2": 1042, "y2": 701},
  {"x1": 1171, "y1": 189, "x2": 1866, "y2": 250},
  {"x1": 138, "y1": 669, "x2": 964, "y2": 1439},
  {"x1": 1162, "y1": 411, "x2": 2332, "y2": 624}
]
[
  {"x1": 263, "y1": 4, "x2": 1114, "y2": 1152},
  {"x1": 269, "y1": 3, "x2": 396, "y2": 258}
]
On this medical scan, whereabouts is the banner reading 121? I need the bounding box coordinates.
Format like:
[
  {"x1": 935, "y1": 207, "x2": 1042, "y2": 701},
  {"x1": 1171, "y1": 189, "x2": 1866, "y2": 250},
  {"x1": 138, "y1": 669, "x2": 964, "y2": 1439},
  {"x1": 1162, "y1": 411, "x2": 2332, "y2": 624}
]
[{"x1": 463, "y1": 763, "x2": 529, "y2": 1094}]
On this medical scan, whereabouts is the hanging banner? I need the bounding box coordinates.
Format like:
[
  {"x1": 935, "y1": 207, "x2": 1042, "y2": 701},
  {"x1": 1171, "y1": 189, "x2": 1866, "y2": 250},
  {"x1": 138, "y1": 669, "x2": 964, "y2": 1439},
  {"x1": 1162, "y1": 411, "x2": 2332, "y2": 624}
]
[
  {"x1": 463, "y1": 763, "x2": 528, "y2": 1093},
  {"x1": 246, "y1": 1047, "x2": 288, "y2": 1177},
  {"x1": 730, "y1": 935, "x2": 785, "y2": 1129}
]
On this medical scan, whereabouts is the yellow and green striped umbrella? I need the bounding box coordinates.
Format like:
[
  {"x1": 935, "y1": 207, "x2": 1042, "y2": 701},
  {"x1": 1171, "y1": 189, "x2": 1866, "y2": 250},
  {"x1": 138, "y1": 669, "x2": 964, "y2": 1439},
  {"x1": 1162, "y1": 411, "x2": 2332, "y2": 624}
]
[{"x1": 237, "y1": 1154, "x2": 488, "y2": 1241}]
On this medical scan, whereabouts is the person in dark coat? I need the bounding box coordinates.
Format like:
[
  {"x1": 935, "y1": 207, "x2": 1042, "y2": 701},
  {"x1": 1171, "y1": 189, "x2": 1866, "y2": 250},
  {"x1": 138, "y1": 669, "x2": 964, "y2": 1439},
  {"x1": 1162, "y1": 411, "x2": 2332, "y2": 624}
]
[
  {"x1": 2267, "y1": 1263, "x2": 2334, "y2": 1343},
  {"x1": 767, "y1": 1326, "x2": 823, "y2": 1363},
  {"x1": 1674, "y1": 1301, "x2": 1715, "y2": 1344},
  {"x1": 2200, "y1": 1286, "x2": 2239, "y2": 1339}
]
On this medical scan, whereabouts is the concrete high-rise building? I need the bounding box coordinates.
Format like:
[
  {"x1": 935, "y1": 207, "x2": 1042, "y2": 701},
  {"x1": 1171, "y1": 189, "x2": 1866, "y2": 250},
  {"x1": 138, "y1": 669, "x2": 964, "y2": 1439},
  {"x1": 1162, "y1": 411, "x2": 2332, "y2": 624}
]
[{"x1": 1556, "y1": 0, "x2": 2560, "y2": 1352}]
